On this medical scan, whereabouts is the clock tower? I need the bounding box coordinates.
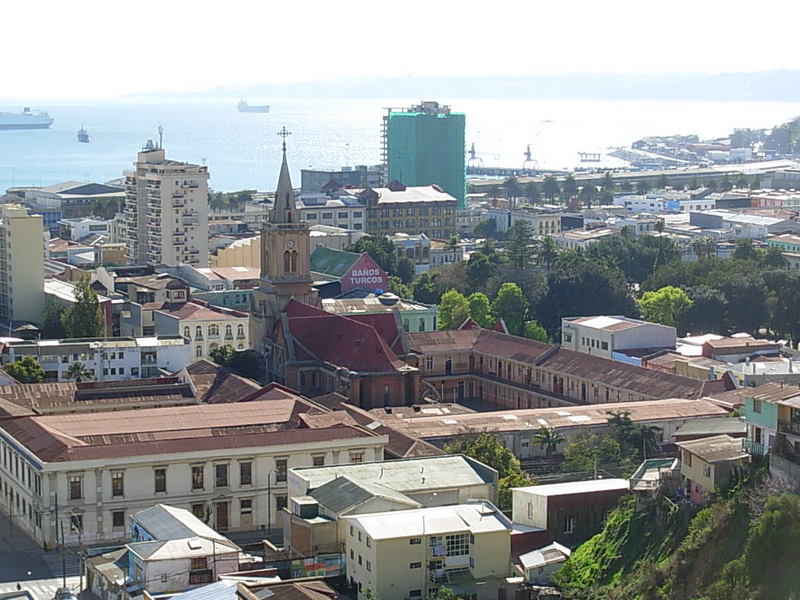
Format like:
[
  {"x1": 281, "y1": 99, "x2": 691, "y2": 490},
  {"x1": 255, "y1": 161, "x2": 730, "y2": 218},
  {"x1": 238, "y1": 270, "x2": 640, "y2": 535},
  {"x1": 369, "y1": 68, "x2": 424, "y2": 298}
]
[{"x1": 251, "y1": 129, "x2": 317, "y2": 355}]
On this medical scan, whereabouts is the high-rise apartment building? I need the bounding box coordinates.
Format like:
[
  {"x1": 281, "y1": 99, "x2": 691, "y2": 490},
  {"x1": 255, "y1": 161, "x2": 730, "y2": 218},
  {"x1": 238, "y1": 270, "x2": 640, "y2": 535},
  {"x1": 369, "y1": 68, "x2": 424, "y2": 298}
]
[
  {"x1": 383, "y1": 101, "x2": 466, "y2": 209},
  {"x1": 122, "y1": 141, "x2": 209, "y2": 266},
  {"x1": 0, "y1": 204, "x2": 45, "y2": 323}
]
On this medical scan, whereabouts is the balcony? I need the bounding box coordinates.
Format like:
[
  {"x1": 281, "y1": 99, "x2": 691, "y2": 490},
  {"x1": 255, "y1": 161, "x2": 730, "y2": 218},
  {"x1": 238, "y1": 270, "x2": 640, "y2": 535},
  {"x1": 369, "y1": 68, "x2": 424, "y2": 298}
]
[
  {"x1": 743, "y1": 438, "x2": 768, "y2": 456},
  {"x1": 778, "y1": 420, "x2": 800, "y2": 437}
]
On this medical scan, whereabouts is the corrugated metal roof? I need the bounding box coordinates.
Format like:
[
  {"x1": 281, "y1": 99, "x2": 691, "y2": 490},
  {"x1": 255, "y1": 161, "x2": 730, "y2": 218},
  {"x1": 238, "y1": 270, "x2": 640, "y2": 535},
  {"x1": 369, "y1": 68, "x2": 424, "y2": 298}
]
[
  {"x1": 514, "y1": 479, "x2": 629, "y2": 497},
  {"x1": 309, "y1": 475, "x2": 420, "y2": 514},
  {"x1": 131, "y1": 504, "x2": 235, "y2": 545}
]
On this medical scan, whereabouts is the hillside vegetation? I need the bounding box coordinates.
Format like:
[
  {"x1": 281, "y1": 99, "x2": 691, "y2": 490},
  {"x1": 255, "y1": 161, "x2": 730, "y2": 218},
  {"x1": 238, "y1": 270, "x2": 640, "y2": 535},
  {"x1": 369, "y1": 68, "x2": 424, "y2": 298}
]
[{"x1": 553, "y1": 474, "x2": 800, "y2": 600}]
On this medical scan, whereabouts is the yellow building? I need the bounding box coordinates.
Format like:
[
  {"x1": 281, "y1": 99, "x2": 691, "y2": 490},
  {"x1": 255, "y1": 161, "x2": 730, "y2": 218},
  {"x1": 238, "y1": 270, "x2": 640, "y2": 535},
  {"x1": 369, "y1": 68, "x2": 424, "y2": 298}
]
[
  {"x1": 0, "y1": 204, "x2": 45, "y2": 323},
  {"x1": 345, "y1": 502, "x2": 512, "y2": 600}
]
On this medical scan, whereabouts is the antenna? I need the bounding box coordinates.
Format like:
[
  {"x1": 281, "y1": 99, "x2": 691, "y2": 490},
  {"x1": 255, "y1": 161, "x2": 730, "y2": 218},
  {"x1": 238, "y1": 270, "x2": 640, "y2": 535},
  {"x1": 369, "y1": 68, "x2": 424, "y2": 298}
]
[{"x1": 158, "y1": 125, "x2": 164, "y2": 150}]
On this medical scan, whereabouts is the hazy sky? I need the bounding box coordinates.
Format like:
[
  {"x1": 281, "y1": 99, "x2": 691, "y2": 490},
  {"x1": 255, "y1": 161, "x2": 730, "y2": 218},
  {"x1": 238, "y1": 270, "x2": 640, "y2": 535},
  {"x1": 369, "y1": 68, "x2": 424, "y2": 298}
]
[{"x1": 3, "y1": 0, "x2": 799, "y2": 100}]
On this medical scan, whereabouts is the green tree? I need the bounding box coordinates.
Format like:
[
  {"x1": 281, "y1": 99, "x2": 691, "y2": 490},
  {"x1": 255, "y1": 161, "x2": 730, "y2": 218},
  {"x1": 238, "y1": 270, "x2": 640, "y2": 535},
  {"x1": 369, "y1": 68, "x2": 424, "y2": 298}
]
[
  {"x1": 720, "y1": 173, "x2": 733, "y2": 192},
  {"x1": 578, "y1": 184, "x2": 597, "y2": 208},
  {"x1": 637, "y1": 286, "x2": 694, "y2": 327},
  {"x1": 444, "y1": 433, "x2": 533, "y2": 512},
  {"x1": 524, "y1": 182, "x2": 541, "y2": 205},
  {"x1": 692, "y1": 236, "x2": 717, "y2": 260},
  {"x1": 61, "y1": 276, "x2": 105, "y2": 338},
  {"x1": 523, "y1": 320, "x2": 548, "y2": 342},
  {"x1": 412, "y1": 272, "x2": 442, "y2": 304},
  {"x1": 707, "y1": 179, "x2": 719, "y2": 192},
  {"x1": 732, "y1": 238, "x2": 759, "y2": 261},
  {"x1": 41, "y1": 298, "x2": 66, "y2": 338},
  {"x1": 749, "y1": 174, "x2": 761, "y2": 190},
  {"x1": 562, "y1": 433, "x2": 621, "y2": 473},
  {"x1": 395, "y1": 257, "x2": 416, "y2": 284},
  {"x1": 209, "y1": 345, "x2": 260, "y2": 380},
  {"x1": 388, "y1": 276, "x2": 412, "y2": 300},
  {"x1": 473, "y1": 219, "x2": 497, "y2": 238},
  {"x1": 542, "y1": 176, "x2": 560, "y2": 202},
  {"x1": 5, "y1": 355, "x2": 46, "y2": 383},
  {"x1": 65, "y1": 361, "x2": 92, "y2": 383},
  {"x1": 657, "y1": 173, "x2": 668, "y2": 189},
  {"x1": 533, "y1": 426, "x2": 565, "y2": 456},
  {"x1": 681, "y1": 285, "x2": 729, "y2": 335},
  {"x1": 689, "y1": 176, "x2": 700, "y2": 190},
  {"x1": 437, "y1": 289, "x2": 469, "y2": 330},
  {"x1": 561, "y1": 174, "x2": 578, "y2": 204},
  {"x1": 606, "y1": 410, "x2": 662, "y2": 461},
  {"x1": 467, "y1": 292, "x2": 493, "y2": 328},
  {"x1": 505, "y1": 220, "x2": 535, "y2": 271},
  {"x1": 536, "y1": 235, "x2": 559, "y2": 274},
  {"x1": 735, "y1": 172, "x2": 748, "y2": 189},
  {"x1": 636, "y1": 180, "x2": 651, "y2": 195},
  {"x1": 762, "y1": 246, "x2": 788, "y2": 268},
  {"x1": 492, "y1": 282, "x2": 527, "y2": 335},
  {"x1": 601, "y1": 171, "x2": 615, "y2": 192},
  {"x1": 348, "y1": 236, "x2": 397, "y2": 275},
  {"x1": 503, "y1": 176, "x2": 520, "y2": 203}
]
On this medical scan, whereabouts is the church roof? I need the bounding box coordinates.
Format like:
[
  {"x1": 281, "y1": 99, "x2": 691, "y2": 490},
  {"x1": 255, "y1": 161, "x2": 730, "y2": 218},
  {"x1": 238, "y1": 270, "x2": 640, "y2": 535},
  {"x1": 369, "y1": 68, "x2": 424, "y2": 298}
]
[
  {"x1": 269, "y1": 146, "x2": 298, "y2": 225},
  {"x1": 284, "y1": 307, "x2": 411, "y2": 374}
]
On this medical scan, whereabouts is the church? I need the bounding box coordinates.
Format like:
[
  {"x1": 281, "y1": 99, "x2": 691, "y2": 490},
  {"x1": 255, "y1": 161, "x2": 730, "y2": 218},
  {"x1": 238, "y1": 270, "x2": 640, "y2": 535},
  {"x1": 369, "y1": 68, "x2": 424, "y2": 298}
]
[{"x1": 250, "y1": 136, "x2": 420, "y2": 408}]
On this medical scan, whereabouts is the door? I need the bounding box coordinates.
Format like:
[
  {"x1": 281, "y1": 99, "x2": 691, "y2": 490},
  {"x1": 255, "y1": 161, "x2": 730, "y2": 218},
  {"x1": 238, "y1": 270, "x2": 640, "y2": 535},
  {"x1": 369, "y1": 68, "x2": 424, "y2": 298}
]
[
  {"x1": 215, "y1": 501, "x2": 229, "y2": 531},
  {"x1": 457, "y1": 381, "x2": 465, "y2": 401}
]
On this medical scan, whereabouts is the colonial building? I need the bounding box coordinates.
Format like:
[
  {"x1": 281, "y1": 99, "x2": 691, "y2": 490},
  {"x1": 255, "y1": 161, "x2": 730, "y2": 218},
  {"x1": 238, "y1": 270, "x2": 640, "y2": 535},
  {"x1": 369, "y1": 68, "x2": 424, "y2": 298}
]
[{"x1": 0, "y1": 391, "x2": 387, "y2": 547}]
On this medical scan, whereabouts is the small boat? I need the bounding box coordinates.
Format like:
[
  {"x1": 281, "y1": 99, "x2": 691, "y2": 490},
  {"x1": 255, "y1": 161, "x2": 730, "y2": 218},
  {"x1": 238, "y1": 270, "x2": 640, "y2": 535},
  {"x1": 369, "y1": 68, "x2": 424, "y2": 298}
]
[
  {"x1": 77, "y1": 125, "x2": 90, "y2": 143},
  {"x1": 237, "y1": 99, "x2": 270, "y2": 113}
]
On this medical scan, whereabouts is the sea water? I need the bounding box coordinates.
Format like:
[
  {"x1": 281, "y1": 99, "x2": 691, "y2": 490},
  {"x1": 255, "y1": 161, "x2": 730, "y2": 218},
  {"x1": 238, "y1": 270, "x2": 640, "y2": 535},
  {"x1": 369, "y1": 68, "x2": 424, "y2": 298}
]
[{"x1": 0, "y1": 97, "x2": 798, "y2": 193}]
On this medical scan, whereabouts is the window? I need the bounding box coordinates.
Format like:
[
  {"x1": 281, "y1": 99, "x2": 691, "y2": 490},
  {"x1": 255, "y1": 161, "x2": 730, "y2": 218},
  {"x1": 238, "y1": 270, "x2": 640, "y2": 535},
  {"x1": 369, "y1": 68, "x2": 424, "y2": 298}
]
[
  {"x1": 215, "y1": 464, "x2": 229, "y2": 487},
  {"x1": 445, "y1": 533, "x2": 470, "y2": 556},
  {"x1": 70, "y1": 513, "x2": 82, "y2": 533},
  {"x1": 312, "y1": 455, "x2": 325, "y2": 467},
  {"x1": 161, "y1": 573, "x2": 168, "y2": 584},
  {"x1": 276, "y1": 494, "x2": 287, "y2": 511},
  {"x1": 192, "y1": 465, "x2": 204, "y2": 490},
  {"x1": 409, "y1": 591, "x2": 422, "y2": 598},
  {"x1": 703, "y1": 465, "x2": 711, "y2": 478},
  {"x1": 111, "y1": 471, "x2": 124, "y2": 497},
  {"x1": 527, "y1": 502, "x2": 533, "y2": 520},
  {"x1": 196, "y1": 345, "x2": 203, "y2": 357},
  {"x1": 426, "y1": 356, "x2": 434, "y2": 370},
  {"x1": 69, "y1": 475, "x2": 82, "y2": 500},
  {"x1": 410, "y1": 562, "x2": 422, "y2": 569},
  {"x1": 366, "y1": 537, "x2": 372, "y2": 548},
  {"x1": 275, "y1": 458, "x2": 287, "y2": 482},
  {"x1": 358, "y1": 531, "x2": 362, "y2": 542},
  {"x1": 350, "y1": 525, "x2": 354, "y2": 537},
  {"x1": 338, "y1": 212, "x2": 348, "y2": 219},
  {"x1": 154, "y1": 468, "x2": 166, "y2": 493},
  {"x1": 240, "y1": 499, "x2": 252, "y2": 514},
  {"x1": 190, "y1": 557, "x2": 207, "y2": 571},
  {"x1": 358, "y1": 555, "x2": 362, "y2": 566},
  {"x1": 601, "y1": 341, "x2": 609, "y2": 351},
  {"x1": 240, "y1": 461, "x2": 252, "y2": 486},
  {"x1": 409, "y1": 537, "x2": 422, "y2": 545},
  {"x1": 350, "y1": 549, "x2": 354, "y2": 560},
  {"x1": 366, "y1": 560, "x2": 372, "y2": 572},
  {"x1": 753, "y1": 398, "x2": 762, "y2": 414},
  {"x1": 563, "y1": 515, "x2": 576, "y2": 534},
  {"x1": 684, "y1": 450, "x2": 693, "y2": 467},
  {"x1": 349, "y1": 451, "x2": 364, "y2": 463},
  {"x1": 192, "y1": 503, "x2": 205, "y2": 520},
  {"x1": 112, "y1": 510, "x2": 125, "y2": 529},
  {"x1": 322, "y1": 212, "x2": 333, "y2": 220}
]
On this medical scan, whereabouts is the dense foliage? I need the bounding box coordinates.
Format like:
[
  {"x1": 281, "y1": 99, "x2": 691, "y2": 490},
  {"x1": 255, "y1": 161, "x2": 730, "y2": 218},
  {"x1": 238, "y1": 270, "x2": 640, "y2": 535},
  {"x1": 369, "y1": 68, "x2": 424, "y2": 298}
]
[
  {"x1": 209, "y1": 345, "x2": 261, "y2": 380},
  {"x1": 5, "y1": 355, "x2": 46, "y2": 383},
  {"x1": 60, "y1": 276, "x2": 105, "y2": 338}
]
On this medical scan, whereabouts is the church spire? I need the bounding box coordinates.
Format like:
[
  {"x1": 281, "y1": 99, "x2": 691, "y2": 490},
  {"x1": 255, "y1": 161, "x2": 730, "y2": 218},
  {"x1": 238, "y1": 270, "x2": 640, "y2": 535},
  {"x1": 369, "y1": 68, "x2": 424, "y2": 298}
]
[{"x1": 270, "y1": 126, "x2": 295, "y2": 224}]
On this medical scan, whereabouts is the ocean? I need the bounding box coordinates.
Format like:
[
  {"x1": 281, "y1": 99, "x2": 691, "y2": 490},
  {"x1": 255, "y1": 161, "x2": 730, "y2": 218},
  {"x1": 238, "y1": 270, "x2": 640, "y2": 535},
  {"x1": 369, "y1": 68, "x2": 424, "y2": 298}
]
[{"x1": 0, "y1": 97, "x2": 798, "y2": 194}]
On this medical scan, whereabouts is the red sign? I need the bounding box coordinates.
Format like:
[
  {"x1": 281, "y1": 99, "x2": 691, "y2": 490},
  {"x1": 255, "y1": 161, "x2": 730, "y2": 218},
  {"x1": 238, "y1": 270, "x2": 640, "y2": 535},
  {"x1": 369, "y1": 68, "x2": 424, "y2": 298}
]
[{"x1": 342, "y1": 253, "x2": 390, "y2": 294}]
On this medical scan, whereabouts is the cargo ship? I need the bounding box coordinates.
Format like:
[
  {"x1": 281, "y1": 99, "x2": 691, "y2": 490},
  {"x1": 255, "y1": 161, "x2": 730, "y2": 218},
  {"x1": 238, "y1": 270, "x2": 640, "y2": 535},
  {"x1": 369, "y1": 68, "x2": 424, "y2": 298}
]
[
  {"x1": 237, "y1": 99, "x2": 270, "y2": 113},
  {"x1": 0, "y1": 107, "x2": 54, "y2": 130}
]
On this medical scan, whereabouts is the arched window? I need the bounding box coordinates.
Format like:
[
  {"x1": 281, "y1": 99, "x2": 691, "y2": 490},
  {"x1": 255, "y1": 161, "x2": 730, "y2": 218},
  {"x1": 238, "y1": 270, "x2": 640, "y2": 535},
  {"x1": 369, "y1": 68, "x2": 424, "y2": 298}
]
[
  {"x1": 208, "y1": 324, "x2": 219, "y2": 337},
  {"x1": 238, "y1": 344, "x2": 244, "y2": 350},
  {"x1": 225, "y1": 325, "x2": 233, "y2": 338},
  {"x1": 283, "y1": 250, "x2": 291, "y2": 273},
  {"x1": 195, "y1": 326, "x2": 203, "y2": 340},
  {"x1": 196, "y1": 345, "x2": 203, "y2": 357},
  {"x1": 183, "y1": 326, "x2": 190, "y2": 339},
  {"x1": 419, "y1": 318, "x2": 426, "y2": 332},
  {"x1": 290, "y1": 250, "x2": 298, "y2": 273},
  {"x1": 237, "y1": 324, "x2": 244, "y2": 337}
]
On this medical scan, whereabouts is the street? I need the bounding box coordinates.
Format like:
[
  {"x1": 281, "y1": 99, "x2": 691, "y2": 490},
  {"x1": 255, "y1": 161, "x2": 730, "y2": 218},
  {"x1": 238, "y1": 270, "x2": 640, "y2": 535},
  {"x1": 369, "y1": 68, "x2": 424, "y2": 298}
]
[{"x1": 0, "y1": 511, "x2": 81, "y2": 600}]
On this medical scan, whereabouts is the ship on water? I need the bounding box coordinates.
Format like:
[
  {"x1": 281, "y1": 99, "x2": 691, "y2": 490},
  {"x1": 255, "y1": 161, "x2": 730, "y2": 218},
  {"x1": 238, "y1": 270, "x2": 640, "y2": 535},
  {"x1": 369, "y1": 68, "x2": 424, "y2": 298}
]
[
  {"x1": 237, "y1": 99, "x2": 270, "y2": 113},
  {"x1": 0, "y1": 107, "x2": 54, "y2": 130},
  {"x1": 77, "y1": 125, "x2": 90, "y2": 143}
]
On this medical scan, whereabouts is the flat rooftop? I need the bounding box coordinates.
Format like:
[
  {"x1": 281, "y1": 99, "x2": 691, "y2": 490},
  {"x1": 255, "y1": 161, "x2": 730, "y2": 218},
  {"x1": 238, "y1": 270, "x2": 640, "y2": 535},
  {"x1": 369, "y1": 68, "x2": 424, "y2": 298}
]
[{"x1": 513, "y1": 479, "x2": 629, "y2": 496}]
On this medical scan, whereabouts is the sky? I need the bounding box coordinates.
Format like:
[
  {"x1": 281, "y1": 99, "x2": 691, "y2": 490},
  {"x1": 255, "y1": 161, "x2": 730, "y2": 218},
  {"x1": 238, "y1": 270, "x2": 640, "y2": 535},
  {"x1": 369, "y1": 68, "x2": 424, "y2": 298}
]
[{"x1": 3, "y1": 0, "x2": 800, "y2": 100}]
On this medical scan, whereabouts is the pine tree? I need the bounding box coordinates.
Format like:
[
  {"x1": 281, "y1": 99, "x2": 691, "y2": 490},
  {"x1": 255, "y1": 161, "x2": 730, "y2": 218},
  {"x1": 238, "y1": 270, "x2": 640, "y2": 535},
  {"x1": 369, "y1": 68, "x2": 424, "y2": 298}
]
[{"x1": 61, "y1": 276, "x2": 105, "y2": 338}]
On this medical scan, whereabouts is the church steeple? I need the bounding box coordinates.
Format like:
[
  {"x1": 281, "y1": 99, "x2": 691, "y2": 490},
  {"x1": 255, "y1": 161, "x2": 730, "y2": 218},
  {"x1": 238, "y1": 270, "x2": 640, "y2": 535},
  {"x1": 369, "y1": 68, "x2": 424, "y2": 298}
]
[{"x1": 269, "y1": 127, "x2": 296, "y2": 224}]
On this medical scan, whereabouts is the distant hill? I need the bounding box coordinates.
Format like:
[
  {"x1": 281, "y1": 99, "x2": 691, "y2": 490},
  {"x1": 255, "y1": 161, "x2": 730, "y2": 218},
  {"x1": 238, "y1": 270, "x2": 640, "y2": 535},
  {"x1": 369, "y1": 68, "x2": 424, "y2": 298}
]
[{"x1": 181, "y1": 70, "x2": 800, "y2": 102}]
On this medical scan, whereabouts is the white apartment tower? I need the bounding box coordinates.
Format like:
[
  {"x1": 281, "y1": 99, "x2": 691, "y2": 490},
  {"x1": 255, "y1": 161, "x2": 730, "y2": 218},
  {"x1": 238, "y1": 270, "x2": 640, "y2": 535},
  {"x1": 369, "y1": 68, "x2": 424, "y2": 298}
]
[
  {"x1": 123, "y1": 141, "x2": 209, "y2": 266},
  {"x1": 0, "y1": 204, "x2": 45, "y2": 323}
]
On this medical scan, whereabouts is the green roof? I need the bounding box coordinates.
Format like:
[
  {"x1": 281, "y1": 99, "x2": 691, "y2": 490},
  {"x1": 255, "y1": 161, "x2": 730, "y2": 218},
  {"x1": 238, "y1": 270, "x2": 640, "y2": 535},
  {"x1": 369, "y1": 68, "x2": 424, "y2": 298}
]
[{"x1": 310, "y1": 246, "x2": 361, "y2": 278}]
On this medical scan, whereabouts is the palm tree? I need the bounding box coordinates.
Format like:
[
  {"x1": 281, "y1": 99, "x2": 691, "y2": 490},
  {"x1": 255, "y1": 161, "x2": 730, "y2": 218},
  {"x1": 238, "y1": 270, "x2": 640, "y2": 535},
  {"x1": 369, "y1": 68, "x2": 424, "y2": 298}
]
[
  {"x1": 536, "y1": 235, "x2": 559, "y2": 275},
  {"x1": 65, "y1": 361, "x2": 92, "y2": 383},
  {"x1": 533, "y1": 426, "x2": 565, "y2": 456},
  {"x1": 692, "y1": 236, "x2": 717, "y2": 260}
]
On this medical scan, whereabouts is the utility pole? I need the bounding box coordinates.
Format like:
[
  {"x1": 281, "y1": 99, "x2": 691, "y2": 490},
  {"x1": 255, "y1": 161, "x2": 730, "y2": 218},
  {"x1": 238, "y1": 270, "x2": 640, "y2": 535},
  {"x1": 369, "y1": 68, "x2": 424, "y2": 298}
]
[
  {"x1": 267, "y1": 471, "x2": 272, "y2": 542},
  {"x1": 60, "y1": 521, "x2": 66, "y2": 590}
]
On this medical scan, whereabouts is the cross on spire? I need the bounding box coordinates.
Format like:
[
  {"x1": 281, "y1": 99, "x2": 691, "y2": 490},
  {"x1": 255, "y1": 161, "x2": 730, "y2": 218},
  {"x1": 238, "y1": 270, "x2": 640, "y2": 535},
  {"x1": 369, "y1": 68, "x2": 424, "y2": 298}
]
[{"x1": 277, "y1": 126, "x2": 291, "y2": 152}]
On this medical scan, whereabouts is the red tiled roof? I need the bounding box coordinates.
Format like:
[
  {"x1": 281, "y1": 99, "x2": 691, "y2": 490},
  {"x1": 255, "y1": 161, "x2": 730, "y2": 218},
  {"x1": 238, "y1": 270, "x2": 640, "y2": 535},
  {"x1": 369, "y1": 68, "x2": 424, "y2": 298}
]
[
  {"x1": 158, "y1": 301, "x2": 248, "y2": 321},
  {"x1": 0, "y1": 397, "x2": 379, "y2": 463},
  {"x1": 344, "y1": 312, "x2": 405, "y2": 355},
  {"x1": 286, "y1": 313, "x2": 409, "y2": 373},
  {"x1": 182, "y1": 359, "x2": 261, "y2": 404},
  {"x1": 284, "y1": 299, "x2": 328, "y2": 318}
]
